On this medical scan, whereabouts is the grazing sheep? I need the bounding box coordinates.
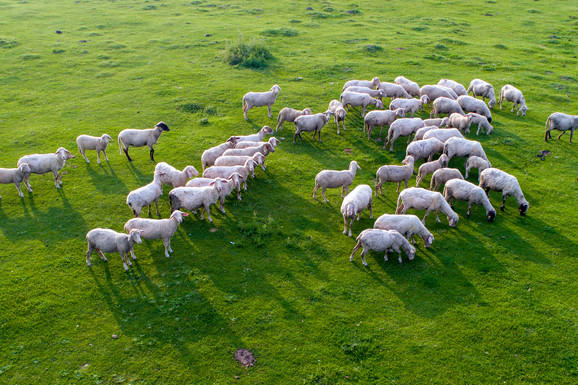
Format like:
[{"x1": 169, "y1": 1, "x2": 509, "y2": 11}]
[
  {"x1": 343, "y1": 77, "x2": 381, "y2": 91},
  {"x1": 293, "y1": 111, "x2": 333, "y2": 144},
  {"x1": 429, "y1": 168, "x2": 464, "y2": 191},
  {"x1": 499, "y1": 85, "x2": 528, "y2": 116},
  {"x1": 389, "y1": 95, "x2": 429, "y2": 118},
  {"x1": 457, "y1": 95, "x2": 492, "y2": 122},
  {"x1": 215, "y1": 153, "x2": 266, "y2": 178},
  {"x1": 447, "y1": 112, "x2": 473, "y2": 133},
  {"x1": 340, "y1": 91, "x2": 384, "y2": 117},
  {"x1": 229, "y1": 126, "x2": 274, "y2": 143},
  {"x1": 419, "y1": 85, "x2": 457, "y2": 104},
  {"x1": 350, "y1": 229, "x2": 416, "y2": 266},
  {"x1": 423, "y1": 117, "x2": 449, "y2": 127},
  {"x1": 423, "y1": 128, "x2": 464, "y2": 143},
  {"x1": 155, "y1": 162, "x2": 199, "y2": 188},
  {"x1": 85, "y1": 228, "x2": 143, "y2": 271},
  {"x1": 467, "y1": 79, "x2": 496, "y2": 109},
  {"x1": 17, "y1": 147, "x2": 75, "y2": 190},
  {"x1": 415, "y1": 154, "x2": 449, "y2": 187},
  {"x1": 126, "y1": 171, "x2": 165, "y2": 217},
  {"x1": 364, "y1": 108, "x2": 405, "y2": 140},
  {"x1": 242, "y1": 85, "x2": 281, "y2": 120},
  {"x1": 431, "y1": 97, "x2": 466, "y2": 118},
  {"x1": 384, "y1": 118, "x2": 426, "y2": 151},
  {"x1": 328, "y1": 100, "x2": 348, "y2": 134},
  {"x1": 406, "y1": 138, "x2": 445, "y2": 162},
  {"x1": 545, "y1": 112, "x2": 577, "y2": 143},
  {"x1": 437, "y1": 79, "x2": 467, "y2": 96},
  {"x1": 413, "y1": 126, "x2": 440, "y2": 142},
  {"x1": 76, "y1": 134, "x2": 112, "y2": 164},
  {"x1": 203, "y1": 159, "x2": 257, "y2": 192},
  {"x1": 443, "y1": 179, "x2": 496, "y2": 221},
  {"x1": 222, "y1": 142, "x2": 274, "y2": 157},
  {"x1": 313, "y1": 160, "x2": 360, "y2": 202},
  {"x1": 377, "y1": 82, "x2": 412, "y2": 100},
  {"x1": 443, "y1": 137, "x2": 490, "y2": 162},
  {"x1": 201, "y1": 141, "x2": 236, "y2": 171},
  {"x1": 479, "y1": 168, "x2": 529, "y2": 215},
  {"x1": 374, "y1": 214, "x2": 434, "y2": 248},
  {"x1": 124, "y1": 210, "x2": 189, "y2": 258},
  {"x1": 345, "y1": 86, "x2": 386, "y2": 100},
  {"x1": 468, "y1": 113, "x2": 494, "y2": 135},
  {"x1": 465, "y1": 156, "x2": 492, "y2": 181},
  {"x1": 169, "y1": 179, "x2": 226, "y2": 222},
  {"x1": 187, "y1": 172, "x2": 244, "y2": 211},
  {"x1": 118, "y1": 121, "x2": 169, "y2": 162},
  {"x1": 396, "y1": 187, "x2": 459, "y2": 227},
  {"x1": 340, "y1": 184, "x2": 373, "y2": 237},
  {"x1": 276, "y1": 107, "x2": 312, "y2": 131},
  {"x1": 0, "y1": 163, "x2": 32, "y2": 198},
  {"x1": 375, "y1": 156, "x2": 414, "y2": 195},
  {"x1": 234, "y1": 137, "x2": 280, "y2": 149},
  {"x1": 394, "y1": 76, "x2": 421, "y2": 97}
]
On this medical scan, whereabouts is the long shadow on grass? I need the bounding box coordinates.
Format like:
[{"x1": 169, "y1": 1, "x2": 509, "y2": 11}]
[{"x1": 85, "y1": 162, "x2": 130, "y2": 195}]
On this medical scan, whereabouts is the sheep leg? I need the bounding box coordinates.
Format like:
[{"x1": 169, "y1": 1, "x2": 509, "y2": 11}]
[
  {"x1": 120, "y1": 251, "x2": 131, "y2": 270},
  {"x1": 163, "y1": 239, "x2": 171, "y2": 258},
  {"x1": 361, "y1": 106, "x2": 367, "y2": 118},
  {"x1": 321, "y1": 187, "x2": 329, "y2": 203},
  {"x1": 343, "y1": 216, "x2": 348, "y2": 235},
  {"x1": 396, "y1": 248, "x2": 403, "y2": 263},
  {"x1": 129, "y1": 249, "x2": 136, "y2": 260},
  {"x1": 155, "y1": 198, "x2": 160, "y2": 216},
  {"x1": 96, "y1": 150, "x2": 101, "y2": 164},
  {"x1": 149, "y1": 147, "x2": 155, "y2": 162},
  {"x1": 204, "y1": 203, "x2": 213, "y2": 222},
  {"x1": 52, "y1": 171, "x2": 61, "y2": 188},
  {"x1": 350, "y1": 241, "x2": 361, "y2": 262},
  {"x1": 312, "y1": 185, "x2": 319, "y2": 199},
  {"x1": 434, "y1": 211, "x2": 441, "y2": 223},
  {"x1": 80, "y1": 149, "x2": 90, "y2": 163},
  {"x1": 465, "y1": 167, "x2": 470, "y2": 179},
  {"x1": 23, "y1": 174, "x2": 33, "y2": 193},
  {"x1": 396, "y1": 182, "x2": 401, "y2": 194},
  {"x1": 243, "y1": 180, "x2": 248, "y2": 191},
  {"x1": 14, "y1": 183, "x2": 24, "y2": 198},
  {"x1": 368, "y1": 199, "x2": 373, "y2": 218},
  {"x1": 267, "y1": 105, "x2": 272, "y2": 119},
  {"x1": 500, "y1": 195, "x2": 507, "y2": 211},
  {"x1": 360, "y1": 250, "x2": 368, "y2": 266},
  {"x1": 123, "y1": 148, "x2": 133, "y2": 161},
  {"x1": 389, "y1": 133, "x2": 399, "y2": 152},
  {"x1": 484, "y1": 187, "x2": 490, "y2": 197},
  {"x1": 348, "y1": 218, "x2": 354, "y2": 236},
  {"x1": 383, "y1": 250, "x2": 388, "y2": 262},
  {"x1": 570, "y1": 129, "x2": 574, "y2": 143},
  {"x1": 467, "y1": 202, "x2": 472, "y2": 218},
  {"x1": 557, "y1": 130, "x2": 566, "y2": 140},
  {"x1": 103, "y1": 149, "x2": 109, "y2": 162},
  {"x1": 86, "y1": 246, "x2": 94, "y2": 266},
  {"x1": 422, "y1": 209, "x2": 432, "y2": 224}
]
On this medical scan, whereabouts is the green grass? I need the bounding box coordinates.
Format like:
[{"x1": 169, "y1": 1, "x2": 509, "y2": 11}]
[{"x1": 0, "y1": 0, "x2": 577, "y2": 384}]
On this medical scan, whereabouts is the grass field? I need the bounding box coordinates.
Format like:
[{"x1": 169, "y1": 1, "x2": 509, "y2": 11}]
[{"x1": 0, "y1": 0, "x2": 577, "y2": 383}]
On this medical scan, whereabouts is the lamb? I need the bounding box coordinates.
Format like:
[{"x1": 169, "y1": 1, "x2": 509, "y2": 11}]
[
  {"x1": 363, "y1": 108, "x2": 405, "y2": 140},
  {"x1": 544, "y1": 112, "x2": 577, "y2": 143},
  {"x1": 85, "y1": 228, "x2": 143, "y2": 271},
  {"x1": 342, "y1": 77, "x2": 380, "y2": 91},
  {"x1": 276, "y1": 107, "x2": 311, "y2": 131},
  {"x1": 201, "y1": 140, "x2": 236, "y2": 171},
  {"x1": 328, "y1": 100, "x2": 348, "y2": 134},
  {"x1": 340, "y1": 184, "x2": 373, "y2": 237},
  {"x1": 419, "y1": 85, "x2": 457, "y2": 103},
  {"x1": 389, "y1": 95, "x2": 429, "y2": 118},
  {"x1": 350, "y1": 229, "x2": 416, "y2": 266},
  {"x1": 154, "y1": 162, "x2": 199, "y2": 188},
  {"x1": 457, "y1": 95, "x2": 492, "y2": 122},
  {"x1": 17, "y1": 147, "x2": 75, "y2": 190},
  {"x1": 187, "y1": 172, "x2": 244, "y2": 211},
  {"x1": 373, "y1": 214, "x2": 434, "y2": 248},
  {"x1": 214, "y1": 153, "x2": 266, "y2": 178},
  {"x1": 396, "y1": 187, "x2": 459, "y2": 227},
  {"x1": 124, "y1": 210, "x2": 189, "y2": 258},
  {"x1": 423, "y1": 117, "x2": 449, "y2": 127},
  {"x1": 499, "y1": 85, "x2": 529, "y2": 116},
  {"x1": 242, "y1": 85, "x2": 281, "y2": 120},
  {"x1": 406, "y1": 137, "x2": 445, "y2": 162},
  {"x1": 118, "y1": 121, "x2": 170, "y2": 161},
  {"x1": 0, "y1": 163, "x2": 32, "y2": 198},
  {"x1": 76, "y1": 134, "x2": 112, "y2": 164},
  {"x1": 465, "y1": 156, "x2": 492, "y2": 181},
  {"x1": 443, "y1": 179, "x2": 496, "y2": 221},
  {"x1": 234, "y1": 137, "x2": 281, "y2": 149},
  {"x1": 467, "y1": 79, "x2": 496, "y2": 109},
  {"x1": 437, "y1": 79, "x2": 467, "y2": 96},
  {"x1": 431, "y1": 97, "x2": 466, "y2": 118},
  {"x1": 169, "y1": 178, "x2": 226, "y2": 222},
  {"x1": 413, "y1": 126, "x2": 439, "y2": 141},
  {"x1": 375, "y1": 156, "x2": 414, "y2": 195},
  {"x1": 126, "y1": 171, "x2": 165, "y2": 217},
  {"x1": 479, "y1": 168, "x2": 529, "y2": 215},
  {"x1": 415, "y1": 154, "x2": 449, "y2": 187},
  {"x1": 222, "y1": 142, "x2": 274, "y2": 157},
  {"x1": 384, "y1": 118, "x2": 426, "y2": 151},
  {"x1": 377, "y1": 82, "x2": 412, "y2": 100},
  {"x1": 313, "y1": 160, "x2": 360, "y2": 202},
  {"x1": 423, "y1": 128, "x2": 464, "y2": 143},
  {"x1": 447, "y1": 112, "x2": 473, "y2": 133},
  {"x1": 394, "y1": 76, "x2": 421, "y2": 97},
  {"x1": 340, "y1": 91, "x2": 384, "y2": 117},
  {"x1": 203, "y1": 159, "x2": 257, "y2": 192},
  {"x1": 443, "y1": 137, "x2": 490, "y2": 163},
  {"x1": 293, "y1": 111, "x2": 333, "y2": 144},
  {"x1": 229, "y1": 125, "x2": 274, "y2": 143},
  {"x1": 429, "y1": 168, "x2": 464, "y2": 191},
  {"x1": 468, "y1": 113, "x2": 494, "y2": 135},
  {"x1": 344, "y1": 86, "x2": 386, "y2": 100}
]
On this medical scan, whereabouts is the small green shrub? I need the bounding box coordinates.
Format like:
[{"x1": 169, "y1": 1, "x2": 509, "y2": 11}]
[
  {"x1": 177, "y1": 103, "x2": 204, "y2": 113},
  {"x1": 260, "y1": 27, "x2": 298, "y2": 37},
  {"x1": 205, "y1": 106, "x2": 217, "y2": 115},
  {"x1": 494, "y1": 44, "x2": 508, "y2": 49},
  {"x1": 223, "y1": 36, "x2": 273, "y2": 69},
  {"x1": 362, "y1": 44, "x2": 383, "y2": 54},
  {"x1": 199, "y1": 117, "x2": 209, "y2": 125},
  {"x1": 0, "y1": 38, "x2": 20, "y2": 49},
  {"x1": 435, "y1": 44, "x2": 448, "y2": 50}
]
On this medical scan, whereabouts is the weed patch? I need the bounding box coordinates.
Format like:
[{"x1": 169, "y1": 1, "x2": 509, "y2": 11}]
[
  {"x1": 222, "y1": 36, "x2": 273, "y2": 69},
  {"x1": 0, "y1": 38, "x2": 20, "y2": 49},
  {"x1": 260, "y1": 27, "x2": 298, "y2": 37}
]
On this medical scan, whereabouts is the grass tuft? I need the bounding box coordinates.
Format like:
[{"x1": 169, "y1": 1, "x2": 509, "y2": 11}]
[
  {"x1": 222, "y1": 36, "x2": 273, "y2": 69},
  {"x1": 260, "y1": 27, "x2": 299, "y2": 37}
]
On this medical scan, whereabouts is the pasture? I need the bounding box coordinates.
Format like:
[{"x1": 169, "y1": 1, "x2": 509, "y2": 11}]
[{"x1": 0, "y1": 0, "x2": 576, "y2": 383}]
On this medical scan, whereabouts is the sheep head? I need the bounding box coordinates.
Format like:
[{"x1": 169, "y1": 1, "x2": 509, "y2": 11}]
[
  {"x1": 518, "y1": 203, "x2": 529, "y2": 216},
  {"x1": 184, "y1": 166, "x2": 199, "y2": 178},
  {"x1": 128, "y1": 229, "x2": 143, "y2": 243},
  {"x1": 18, "y1": 163, "x2": 32, "y2": 174},
  {"x1": 302, "y1": 108, "x2": 312, "y2": 115},
  {"x1": 261, "y1": 126, "x2": 274, "y2": 135},
  {"x1": 102, "y1": 134, "x2": 112, "y2": 144},
  {"x1": 171, "y1": 210, "x2": 189, "y2": 223},
  {"x1": 56, "y1": 147, "x2": 75, "y2": 160},
  {"x1": 156, "y1": 121, "x2": 170, "y2": 131},
  {"x1": 270, "y1": 85, "x2": 281, "y2": 94},
  {"x1": 487, "y1": 209, "x2": 496, "y2": 222}
]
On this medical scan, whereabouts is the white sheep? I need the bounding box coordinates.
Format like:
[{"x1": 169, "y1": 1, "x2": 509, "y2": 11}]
[
  {"x1": 293, "y1": 111, "x2": 333, "y2": 144},
  {"x1": 389, "y1": 95, "x2": 429, "y2": 118},
  {"x1": 350, "y1": 229, "x2": 416, "y2": 266},
  {"x1": 76, "y1": 134, "x2": 112, "y2": 164},
  {"x1": 203, "y1": 159, "x2": 257, "y2": 192},
  {"x1": 375, "y1": 156, "x2": 414, "y2": 195},
  {"x1": 423, "y1": 117, "x2": 449, "y2": 127},
  {"x1": 479, "y1": 168, "x2": 529, "y2": 215},
  {"x1": 345, "y1": 86, "x2": 386, "y2": 100},
  {"x1": 396, "y1": 187, "x2": 459, "y2": 227},
  {"x1": 169, "y1": 179, "x2": 226, "y2": 222},
  {"x1": 429, "y1": 168, "x2": 464, "y2": 191},
  {"x1": 415, "y1": 154, "x2": 449, "y2": 187},
  {"x1": 443, "y1": 179, "x2": 496, "y2": 221},
  {"x1": 187, "y1": 172, "x2": 244, "y2": 211},
  {"x1": 313, "y1": 160, "x2": 360, "y2": 202},
  {"x1": 373, "y1": 214, "x2": 434, "y2": 248},
  {"x1": 340, "y1": 184, "x2": 373, "y2": 237},
  {"x1": 468, "y1": 113, "x2": 494, "y2": 135},
  {"x1": 419, "y1": 85, "x2": 457, "y2": 103},
  {"x1": 124, "y1": 210, "x2": 189, "y2": 258},
  {"x1": 544, "y1": 112, "x2": 577, "y2": 143},
  {"x1": 431, "y1": 97, "x2": 466, "y2": 118},
  {"x1": 377, "y1": 82, "x2": 411, "y2": 100},
  {"x1": 85, "y1": 228, "x2": 143, "y2": 271},
  {"x1": 328, "y1": 100, "x2": 348, "y2": 134},
  {"x1": 222, "y1": 142, "x2": 274, "y2": 158},
  {"x1": 394, "y1": 76, "x2": 421, "y2": 97},
  {"x1": 364, "y1": 108, "x2": 405, "y2": 140},
  {"x1": 340, "y1": 91, "x2": 384, "y2": 118},
  {"x1": 154, "y1": 162, "x2": 199, "y2": 188},
  {"x1": 201, "y1": 140, "x2": 237, "y2": 171},
  {"x1": 457, "y1": 95, "x2": 492, "y2": 122},
  {"x1": 467, "y1": 79, "x2": 496, "y2": 109},
  {"x1": 423, "y1": 128, "x2": 464, "y2": 143},
  {"x1": 498, "y1": 84, "x2": 528, "y2": 116},
  {"x1": 413, "y1": 126, "x2": 439, "y2": 142},
  {"x1": 118, "y1": 121, "x2": 170, "y2": 162},
  {"x1": 234, "y1": 137, "x2": 280, "y2": 149},
  {"x1": 0, "y1": 163, "x2": 32, "y2": 198},
  {"x1": 17, "y1": 147, "x2": 75, "y2": 190},
  {"x1": 342, "y1": 77, "x2": 381, "y2": 91},
  {"x1": 465, "y1": 156, "x2": 492, "y2": 181},
  {"x1": 126, "y1": 171, "x2": 165, "y2": 217},
  {"x1": 443, "y1": 137, "x2": 490, "y2": 163},
  {"x1": 384, "y1": 118, "x2": 426, "y2": 151},
  {"x1": 406, "y1": 137, "x2": 445, "y2": 162},
  {"x1": 437, "y1": 79, "x2": 467, "y2": 96},
  {"x1": 229, "y1": 125, "x2": 274, "y2": 143},
  {"x1": 447, "y1": 112, "x2": 473, "y2": 133},
  {"x1": 242, "y1": 85, "x2": 281, "y2": 120},
  {"x1": 215, "y1": 153, "x2": 266, "y2": 178},
  {"x1": 276, "y1": 107, "x2": 312, "y2": 131}
]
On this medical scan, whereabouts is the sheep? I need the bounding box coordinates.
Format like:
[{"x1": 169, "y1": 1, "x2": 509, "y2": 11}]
[
  {"x1": 229, "y1": 125, "x2": 274, "y2": 143},
  {"x1": 419, "y1": 85, "x2": 457, "y2": 103},
  {"x1": 499, "y1": 85, "x2": 529, "y2": 116},
  {"x1": 413, "y1": 126, "x2": 440, "y2": 142},
  {"x1": 340, "y1": 91, "x2": 384, "y2": 118},
  {"x1": 373, "y1": 214, "x2": 434, "y2": 248},
  {"x1": 76, "y1": 134, "x2": 112, "y2": 164},
  {"x1": 214, "y1": 153, "x2": 266, "y2": 178},
  {"x1": 126, "y1": 171, "x2": 165, "y2": 217},
  {"x1": 437, "y1": 79, "x2": 467, "y2": 96},
  {"x1": 187, "y1": 172, "x2": 244, "y2": 211},
  {"x1": 242, "y1": 85, "x2": 281, "y2": 120},
  {"x1": 545, "y1": 112, "x2": 577, "y2": 143},
  {"x1": 344, "y1": 86, "x2": 386, "y2": 100},
  {"x1": 85, "y1": 228, "x2": 143, "y2": 271},
  {"x1": 443, "y1": 137, "x2": 489, "y2": 163},
  {"x1": 406, "y1": 137, "x2": 445, "y2": 162},
  {"x1": 17, "y1": 147, "x2": 75, "y2": 190},
  {"x1": 154, "y1": 162, "x2": 199, "y2": 188},
  {"x1": 447, "y1": 112, "x2": 473, "y2": 133},
  {"x1": 234, "y1": 137, "x2": 281, "y2": 149},
  {"x1": 169, "y1": 179, "x2": 226, "y2": 222},
  {"x1": 429, "y1": 168, "x2": 464, "y2": 191},
  {"x1": 423, "y1": 128, "x2": 464, "y2": 143},
  {"x1": 342, "y1": 77, "x2": 380, "y2": 91},
  {"x1": 443, "y1": 179, "x2": 496, "y2": 221},
  {"x1": 350, "y1": 229, "x2": 416, "y2": 266},
  {"x1": 0, "y1": 163, "x2": 32, "y2": 198},
  {"x1": 465, "y1": 156, "x2": 492, "y2": 181},
  {"x1": 203, "y1": 159, "x2": 257, "y2": 192},
  {"x1": 467, "y1": 79, "x2": 496, "y2": 109},
  {"x1": 377, "y1": 82, "x2": 412, "y2": 100},
  {"x1": 293, "y1": 111, "x2": 333, "y2": 144},
  {"x1": 340, "y1": 184, "x2": 373, "y2": 237},
  {"x1": 375, "y1": 156, "x2": 414, "y2": 195},
  {"x1": 423, "y1": 117, "x2": 449, "y2": 127},
  {"x1": 222, "y1": 142, "x2": 274, "y2": 157},
  {"x1": 479, "y1": 168, "x2": 529, "y2": 215},
  {"x1": 457, "y1": 95, "x2": 492, "y2": 122},
  {"x1": 415, "y1": 154, "x2": 449, "y2": 187},
  {"x1": 384, "y1": 118, "x2": 426, "y2": 151},
  {"x1": 389, "y1": 95, "x2": 429, "y2": 118},
  {"x1": 364, "y1": 108, "x2": 405, "y2": 140},
  {"x1": 118, "y1": 121, "x2": 169, "y2": 162},
  {"x1": 394, "y1": 76, "x2": 421, "y2": 97},
  {"x1": 396, "y1": 187, "x2": 459, "y2": 227},
  {"x1": 468, "y1": 113, "x2": 494, "y2": 135},
  {"x1": 124, "y1": 210, "x2": 189, "y2": 259},
  {"x1": 276, "y1": 107, "x2": 312, "y2": 131},
  {"x1": 313, "y1": 160, "x2": 360, "y2": 202},
  {"x1": 201, "y1": 141, "x2": 237, "y2": 171},
  {"x1": 431, "y1": 97, "x2": 466, "y2": 118},
  {"x1": 328, "y1": 99, "x2": 348, "y2": 134}
]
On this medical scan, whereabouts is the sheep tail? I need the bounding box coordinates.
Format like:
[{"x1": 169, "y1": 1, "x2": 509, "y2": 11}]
[
  {"x1": 395, "y1": 195, "x2": 403, "y2": 214},
  {"x1": 118, "y1": 136, "x2": 124, "y2": 154}
]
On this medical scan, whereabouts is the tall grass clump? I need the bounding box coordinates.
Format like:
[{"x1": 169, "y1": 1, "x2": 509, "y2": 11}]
[{"x1": 223, "y1": 36, "x2": 274, "y2": 69}]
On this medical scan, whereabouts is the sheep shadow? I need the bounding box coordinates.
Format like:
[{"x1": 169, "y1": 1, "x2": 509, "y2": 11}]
[{"x1": 85, "y1": 161, "x2": 130, "y2": 195}]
